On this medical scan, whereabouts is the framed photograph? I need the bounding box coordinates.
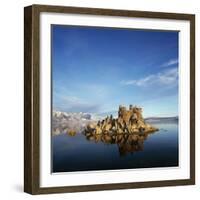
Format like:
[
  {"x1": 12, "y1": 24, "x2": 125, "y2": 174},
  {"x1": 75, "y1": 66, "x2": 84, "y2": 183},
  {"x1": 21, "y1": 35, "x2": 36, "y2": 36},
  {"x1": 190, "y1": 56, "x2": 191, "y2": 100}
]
[{"x1": 24, "y1": 4, "x2": 195, "y2": 194}]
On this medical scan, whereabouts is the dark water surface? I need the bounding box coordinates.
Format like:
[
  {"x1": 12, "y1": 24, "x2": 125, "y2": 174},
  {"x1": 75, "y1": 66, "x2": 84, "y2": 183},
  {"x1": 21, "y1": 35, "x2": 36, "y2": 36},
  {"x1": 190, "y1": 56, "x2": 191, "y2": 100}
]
[{"x1": 52, "y1": 123, "x2": 178, "y2": 172}]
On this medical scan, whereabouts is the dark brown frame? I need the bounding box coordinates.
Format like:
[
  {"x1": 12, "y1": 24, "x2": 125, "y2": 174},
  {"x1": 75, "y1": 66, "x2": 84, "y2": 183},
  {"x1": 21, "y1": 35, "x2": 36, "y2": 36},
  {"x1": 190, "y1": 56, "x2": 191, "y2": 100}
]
[{"x1": 24, "y1": 4, "x2": 195, "y2": 195}]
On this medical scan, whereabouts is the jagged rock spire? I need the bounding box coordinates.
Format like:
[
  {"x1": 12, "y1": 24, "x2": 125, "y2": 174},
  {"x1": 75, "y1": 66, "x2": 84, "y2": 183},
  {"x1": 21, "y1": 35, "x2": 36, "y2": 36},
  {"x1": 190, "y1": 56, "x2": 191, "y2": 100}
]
[{"x1": 85, "y1": 105, "x2": 158, "y2": 135}]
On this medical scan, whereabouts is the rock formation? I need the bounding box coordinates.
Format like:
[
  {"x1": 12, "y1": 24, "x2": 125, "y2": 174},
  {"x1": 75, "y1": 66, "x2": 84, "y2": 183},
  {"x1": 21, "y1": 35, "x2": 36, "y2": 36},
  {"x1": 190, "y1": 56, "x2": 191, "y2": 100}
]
[
  {"x1": 84, "y1": 105, "x2": 158, "y2": 156},
  {"x1": 85, "y1": 105, "x2": 158, "y2": 136}
]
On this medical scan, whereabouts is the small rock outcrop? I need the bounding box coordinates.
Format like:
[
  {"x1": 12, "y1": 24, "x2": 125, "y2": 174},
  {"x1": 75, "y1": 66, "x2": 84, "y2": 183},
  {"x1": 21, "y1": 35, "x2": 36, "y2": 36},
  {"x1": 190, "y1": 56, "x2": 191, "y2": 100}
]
[{"x1": 85, "y1": 105, "x2": 158, "y2": 136}]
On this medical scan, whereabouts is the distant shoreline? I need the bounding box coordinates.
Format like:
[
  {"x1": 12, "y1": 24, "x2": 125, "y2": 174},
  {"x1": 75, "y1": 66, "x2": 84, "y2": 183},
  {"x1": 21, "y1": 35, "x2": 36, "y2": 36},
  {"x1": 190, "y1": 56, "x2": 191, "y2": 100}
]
[{"x1": 145, "y1": 116, "x2": 178, "y2": 124}]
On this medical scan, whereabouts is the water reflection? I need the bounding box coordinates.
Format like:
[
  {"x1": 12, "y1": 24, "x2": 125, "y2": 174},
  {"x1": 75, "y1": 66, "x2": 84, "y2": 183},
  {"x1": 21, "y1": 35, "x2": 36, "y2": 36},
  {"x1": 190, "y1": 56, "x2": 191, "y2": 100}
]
[
  {"x1": 52, "y1": 123, "x2": 178, "y2": 172},
  {"x1": 84, "y1": 132, "x2": 154, "y2": 156}
]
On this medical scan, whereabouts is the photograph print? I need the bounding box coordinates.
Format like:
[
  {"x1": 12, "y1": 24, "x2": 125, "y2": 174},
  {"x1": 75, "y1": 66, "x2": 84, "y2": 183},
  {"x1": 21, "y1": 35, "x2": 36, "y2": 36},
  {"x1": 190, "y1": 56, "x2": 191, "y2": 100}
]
[{"x1": 52, "y1": 25, "x2": 179, "y2": 173}]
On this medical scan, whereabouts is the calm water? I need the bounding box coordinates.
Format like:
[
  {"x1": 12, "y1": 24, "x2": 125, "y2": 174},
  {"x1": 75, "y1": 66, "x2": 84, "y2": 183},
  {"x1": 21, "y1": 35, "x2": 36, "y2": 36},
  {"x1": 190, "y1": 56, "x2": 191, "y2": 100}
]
[{"x1": 52, "y1": 122, "x2": 178, "y2": 172}]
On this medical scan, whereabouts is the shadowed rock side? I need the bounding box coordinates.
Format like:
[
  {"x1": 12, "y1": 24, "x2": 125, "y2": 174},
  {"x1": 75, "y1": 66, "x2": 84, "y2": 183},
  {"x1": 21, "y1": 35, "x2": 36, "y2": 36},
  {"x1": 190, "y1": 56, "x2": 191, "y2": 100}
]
[{"x1": 85, "y1": 105, "x2": 158, "y2": 136}]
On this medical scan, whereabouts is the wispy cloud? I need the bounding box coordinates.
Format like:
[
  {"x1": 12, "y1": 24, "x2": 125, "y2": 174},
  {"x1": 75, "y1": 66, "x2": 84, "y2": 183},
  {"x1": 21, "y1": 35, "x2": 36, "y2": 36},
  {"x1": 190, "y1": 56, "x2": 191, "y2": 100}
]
[
  {"x1": 161, "y1": 58, "x2": 178, "y2": 67},
  {"x1": 63, "y1": 103, "x2": 101, "y2": 113},
  {"x1": 82, "y1": 84, "x2": 108, "y2": 99},
  {"x1": 53, "y1": 94, "x2": 101, "y2": 113},
  {"x1": 121, "y1": 67, "x2": 178, "y2": 87}
]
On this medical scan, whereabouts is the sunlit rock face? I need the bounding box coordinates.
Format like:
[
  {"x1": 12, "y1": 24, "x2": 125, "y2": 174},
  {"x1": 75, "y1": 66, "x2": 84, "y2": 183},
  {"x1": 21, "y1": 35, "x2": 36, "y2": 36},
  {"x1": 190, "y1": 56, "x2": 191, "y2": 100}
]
[{"x1": 85, "y1": 105, "x2": 158, "y2": 136}]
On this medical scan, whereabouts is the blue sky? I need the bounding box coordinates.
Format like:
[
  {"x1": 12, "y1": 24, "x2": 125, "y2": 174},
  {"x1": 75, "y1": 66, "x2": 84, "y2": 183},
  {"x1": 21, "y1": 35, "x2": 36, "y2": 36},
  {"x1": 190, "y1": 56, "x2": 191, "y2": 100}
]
[{"x1": 52, "y1": 25, "x2": 179, "y2": 117}]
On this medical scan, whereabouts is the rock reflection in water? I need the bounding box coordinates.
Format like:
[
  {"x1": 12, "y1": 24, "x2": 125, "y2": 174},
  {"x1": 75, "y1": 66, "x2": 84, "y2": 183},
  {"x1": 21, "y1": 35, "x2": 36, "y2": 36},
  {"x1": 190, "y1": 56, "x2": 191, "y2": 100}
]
[{"x1": 84, "y1": 132, "x2": 153, "y2": 156}]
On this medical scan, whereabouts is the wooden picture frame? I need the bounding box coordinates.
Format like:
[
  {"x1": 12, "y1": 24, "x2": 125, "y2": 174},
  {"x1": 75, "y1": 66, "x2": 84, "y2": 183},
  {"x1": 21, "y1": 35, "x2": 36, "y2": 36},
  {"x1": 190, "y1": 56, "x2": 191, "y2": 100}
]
[{"x1": 24, "y1": 4, "x2": 195, "y2": 194}]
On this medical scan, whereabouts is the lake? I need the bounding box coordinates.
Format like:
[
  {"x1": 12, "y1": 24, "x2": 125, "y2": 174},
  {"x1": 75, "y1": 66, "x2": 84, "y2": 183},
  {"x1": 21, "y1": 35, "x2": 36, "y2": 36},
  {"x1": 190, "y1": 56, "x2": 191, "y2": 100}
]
[{"x1": 52, "y1": 122, "x2": 178, "y2": 172}]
